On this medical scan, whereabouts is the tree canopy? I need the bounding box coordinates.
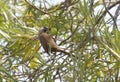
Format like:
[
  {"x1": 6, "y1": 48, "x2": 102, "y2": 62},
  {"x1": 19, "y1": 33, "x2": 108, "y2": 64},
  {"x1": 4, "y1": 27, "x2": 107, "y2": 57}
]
[{"x1": 0, "y1": 0, "x2": 120, "y2": 82}]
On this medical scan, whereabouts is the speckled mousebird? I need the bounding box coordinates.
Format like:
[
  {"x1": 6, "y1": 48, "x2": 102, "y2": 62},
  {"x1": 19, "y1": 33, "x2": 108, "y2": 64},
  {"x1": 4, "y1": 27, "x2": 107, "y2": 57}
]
[{"x1": 38, "y1": 27, "x2": 70, "y2": 55}]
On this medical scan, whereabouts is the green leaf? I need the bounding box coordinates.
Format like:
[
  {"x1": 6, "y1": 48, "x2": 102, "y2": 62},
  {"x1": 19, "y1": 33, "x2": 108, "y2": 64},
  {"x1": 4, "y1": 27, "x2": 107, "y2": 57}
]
[{"x1": 0, "y1": 30, "x2": 11, "y2": 39}]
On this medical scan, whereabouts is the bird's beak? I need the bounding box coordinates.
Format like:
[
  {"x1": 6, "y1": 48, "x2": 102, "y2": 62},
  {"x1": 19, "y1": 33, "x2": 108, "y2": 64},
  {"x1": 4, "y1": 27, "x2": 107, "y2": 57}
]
[{"x1": 48, "y1": 28, "x2": 51, "y2": 31}]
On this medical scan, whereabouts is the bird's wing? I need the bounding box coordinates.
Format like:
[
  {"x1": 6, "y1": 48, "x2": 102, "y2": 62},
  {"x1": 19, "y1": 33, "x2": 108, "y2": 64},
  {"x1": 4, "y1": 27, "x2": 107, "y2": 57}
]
[
  {"x1": 49, "y1": 33, "x2": 57, "y2": 43},
  {"x1": 39, "y1": 34, "x2": 49, "y2": 53}
]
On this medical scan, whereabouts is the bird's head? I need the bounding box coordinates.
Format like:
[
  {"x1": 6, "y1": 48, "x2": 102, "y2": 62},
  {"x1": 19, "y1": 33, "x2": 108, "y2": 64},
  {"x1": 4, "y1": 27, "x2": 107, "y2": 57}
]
[{"x1": 39, "y1": 27, "x2": 51, "y2": 34}]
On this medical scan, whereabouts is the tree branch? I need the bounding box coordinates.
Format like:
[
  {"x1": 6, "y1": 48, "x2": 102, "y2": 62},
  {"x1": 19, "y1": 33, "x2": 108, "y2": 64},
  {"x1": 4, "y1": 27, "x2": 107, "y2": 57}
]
[{"x1": 95, "y1": 1, "x2": 120, "y2": 26}]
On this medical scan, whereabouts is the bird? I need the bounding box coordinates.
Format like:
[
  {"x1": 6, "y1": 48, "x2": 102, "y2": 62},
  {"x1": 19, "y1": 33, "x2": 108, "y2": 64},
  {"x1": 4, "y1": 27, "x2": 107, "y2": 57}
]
[{"x1": 38, "y1": 27, "x2": 71, "y2": 56}]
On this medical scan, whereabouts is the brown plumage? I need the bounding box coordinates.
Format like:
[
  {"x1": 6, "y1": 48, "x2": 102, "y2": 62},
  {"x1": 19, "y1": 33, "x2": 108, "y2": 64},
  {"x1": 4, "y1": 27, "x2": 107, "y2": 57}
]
[{"x1": 38, "y1": 27, "x2": 70, "y2": 56}]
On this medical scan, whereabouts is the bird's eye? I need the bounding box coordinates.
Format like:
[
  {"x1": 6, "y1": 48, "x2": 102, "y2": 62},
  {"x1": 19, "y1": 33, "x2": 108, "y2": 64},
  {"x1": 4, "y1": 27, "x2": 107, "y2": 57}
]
[
  {"x1": 43, "y1": 29, "x2": 47, "y2": 32},
  {"x1": 42, "y1": 27, "x2": 51, "y2": 33}
]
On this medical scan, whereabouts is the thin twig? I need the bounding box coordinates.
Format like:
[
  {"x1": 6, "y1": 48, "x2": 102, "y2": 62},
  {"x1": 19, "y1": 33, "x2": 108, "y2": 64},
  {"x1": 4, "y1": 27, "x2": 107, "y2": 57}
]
[
  {"x1": 103, "y1": 0, "x2": 118, "y2": 29},
  {"x1": 24, "y1": 0, "x2": 47, "y2": 14},
  {"x1": 59, "y1": 18, "x2": 85, "y2": 46},
  {"x1": 95, "y1": 1, "x2": 120, "y2": 26}
]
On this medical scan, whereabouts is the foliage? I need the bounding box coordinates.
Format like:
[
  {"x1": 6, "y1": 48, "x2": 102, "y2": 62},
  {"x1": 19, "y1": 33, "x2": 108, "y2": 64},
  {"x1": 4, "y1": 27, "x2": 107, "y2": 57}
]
[{"x1": 0, "y1": 0, "x2": 120, "y2": 82}]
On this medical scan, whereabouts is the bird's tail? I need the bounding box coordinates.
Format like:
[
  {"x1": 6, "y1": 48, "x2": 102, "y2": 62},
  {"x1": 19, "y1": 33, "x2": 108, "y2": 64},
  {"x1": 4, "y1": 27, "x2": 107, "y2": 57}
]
[{"x1": 59, "y1": 49, "x2": 75, "y2": 58}]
